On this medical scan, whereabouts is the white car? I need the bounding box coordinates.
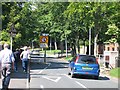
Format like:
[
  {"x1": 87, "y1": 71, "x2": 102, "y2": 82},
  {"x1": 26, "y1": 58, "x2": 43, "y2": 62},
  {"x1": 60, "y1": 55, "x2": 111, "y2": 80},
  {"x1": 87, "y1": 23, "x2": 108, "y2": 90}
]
[{"x1": 31, "y1": 50, "x2": 40, "y2": 55}]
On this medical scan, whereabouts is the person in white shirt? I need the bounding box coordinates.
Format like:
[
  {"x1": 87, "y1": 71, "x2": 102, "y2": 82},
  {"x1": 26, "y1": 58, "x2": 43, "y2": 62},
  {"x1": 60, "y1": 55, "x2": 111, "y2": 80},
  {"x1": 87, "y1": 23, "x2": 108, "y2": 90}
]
[
  {"x1": 20, "y1": 46, "x2": 29, "y2": 73},
  {"x1": 0, "y1": 43, "x2": 15, "y2": 90}
]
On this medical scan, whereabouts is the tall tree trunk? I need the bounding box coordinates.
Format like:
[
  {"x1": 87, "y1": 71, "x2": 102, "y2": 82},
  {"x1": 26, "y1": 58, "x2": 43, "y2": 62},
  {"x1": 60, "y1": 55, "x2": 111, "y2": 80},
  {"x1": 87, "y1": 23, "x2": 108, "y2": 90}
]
[
  {"x1": 50, "y1": 37, "x2": 52, "y2": 51},
  {"x1": 77, "y1": 39, "x2": 80, "y2": 54},
  {"x1": 73, "y1": 44, "x2": 76, "y2": 56},
  {"x1": 83, "y1": 40, "x2": 86, "y2": 54},
  {"x1": 118, "y1": 43, "x2": 120, "y2": 59},
  {"x1": 65, "y1": 37, "x2": 68, "y2": 57},
  {"x1": 54, "y1": 37, "x2": 57, "y2": 50},
  {"x1": 60, "y1": 41, "x2": 64, "y2": 54},
  {"x1": 86, "y1": 46, "x2": 89, "y2": 55},
  {"x1": 117, "y1": 43, "x2": 120, "y2": 67},
  {"x1": 71, "y1": 43, "x2": 74, "y2": 56},
  {"x1": 94, "y1": 33, "x2": 98, "y2": 56}
]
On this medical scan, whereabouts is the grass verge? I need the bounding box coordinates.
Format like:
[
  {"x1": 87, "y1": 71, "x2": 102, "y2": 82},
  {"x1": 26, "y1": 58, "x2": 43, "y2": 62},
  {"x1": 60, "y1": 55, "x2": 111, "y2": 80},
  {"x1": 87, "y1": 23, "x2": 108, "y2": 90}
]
[
  {"x1": 40, "y1": 50, "x2": 61, "y2": 54},
  {"x1": 64, "y1": 56, "x2": 73, "y2": 61},
  {"x1": 109, "y1": 67, "x2": 120, "y2": 78}
]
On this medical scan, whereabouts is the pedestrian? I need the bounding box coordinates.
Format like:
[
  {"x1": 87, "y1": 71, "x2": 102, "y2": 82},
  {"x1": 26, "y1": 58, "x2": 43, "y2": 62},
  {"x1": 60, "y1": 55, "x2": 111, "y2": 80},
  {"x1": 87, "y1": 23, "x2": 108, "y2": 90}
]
[
  {"x1": 13, "y1": 48, "x2": 20, "y2": 72},
  {"x1": 20, "y1": 46, "x2": 29, "y2": 73},
  {"x1": 105, "y1": 60, "x2": 109, "y2": 68},
  {"x1": 0, "y1": 43, "x2": 15, "y2": 90}
]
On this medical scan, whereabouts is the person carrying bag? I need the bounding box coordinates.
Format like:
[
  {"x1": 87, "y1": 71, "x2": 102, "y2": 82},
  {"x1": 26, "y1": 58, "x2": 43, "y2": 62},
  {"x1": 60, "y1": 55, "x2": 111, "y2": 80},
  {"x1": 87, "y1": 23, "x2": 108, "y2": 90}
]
[{"x1": 0, "y1": 43, "x2": 15, "y2": 90}]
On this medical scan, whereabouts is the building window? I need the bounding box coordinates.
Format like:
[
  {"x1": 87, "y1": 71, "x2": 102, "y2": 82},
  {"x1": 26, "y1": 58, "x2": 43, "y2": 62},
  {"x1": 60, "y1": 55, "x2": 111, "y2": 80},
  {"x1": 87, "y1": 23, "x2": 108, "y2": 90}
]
[
  {"x1": 105, "y1": 56, "x2": 109, "y2": 61},
  {"x1": 107, "y1": 47, "x2": 110, "y2": 51},
  {"x1": 112, "y1": 47, "x2": 114, "y2": 51}
]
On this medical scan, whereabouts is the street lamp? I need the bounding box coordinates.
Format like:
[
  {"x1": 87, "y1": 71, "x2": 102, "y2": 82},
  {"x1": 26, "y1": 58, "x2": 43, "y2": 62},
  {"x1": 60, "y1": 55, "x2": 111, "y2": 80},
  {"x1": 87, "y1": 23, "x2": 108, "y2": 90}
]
[
  {"x1": 89, "y1": 27, "x2": 91, "y2": 55},
  {"x1": 9, "y1": 24, "x2": 16, "y2": 51},
  {"x1": 85, "y1": 5, "x2": 91, "y2": 55}
]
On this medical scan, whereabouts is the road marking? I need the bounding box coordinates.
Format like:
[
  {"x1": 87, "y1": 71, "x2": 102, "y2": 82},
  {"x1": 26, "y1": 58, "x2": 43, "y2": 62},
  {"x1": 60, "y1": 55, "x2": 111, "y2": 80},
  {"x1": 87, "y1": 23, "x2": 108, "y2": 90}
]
[
  {"x1": 64, "y1": 74, "x2": 72, "y2": 79},
  {"x1": 42, "y1": 76, "x2": 61, "y2": 83},
  {"x1": 38, "y1": 63, "x2": 51, "y2": 74},
  {"x1": 64, "y1": 74, "x2": 89, "y2": 89},
  {"x1": 75, "y1": 81, "x2": 89, "y2": 90},
  {"x1": 40, "y1": 85, "x2": 44, "y2": 89}
]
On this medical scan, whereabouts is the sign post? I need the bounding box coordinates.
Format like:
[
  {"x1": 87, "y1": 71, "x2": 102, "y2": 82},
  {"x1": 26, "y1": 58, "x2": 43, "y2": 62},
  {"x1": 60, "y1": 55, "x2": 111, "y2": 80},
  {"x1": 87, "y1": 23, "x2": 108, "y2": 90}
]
[{"x1": 40, "y1": 34, "x2": 49, "y2": 63}]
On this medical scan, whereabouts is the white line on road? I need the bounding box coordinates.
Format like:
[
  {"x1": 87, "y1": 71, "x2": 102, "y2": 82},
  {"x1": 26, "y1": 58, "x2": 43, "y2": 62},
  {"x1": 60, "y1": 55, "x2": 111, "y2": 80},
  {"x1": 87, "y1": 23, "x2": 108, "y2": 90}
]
[
  {"x1": 42, "y1": 76, "x2": 61, "y2": 83},
  {"x1": 64, "y1": 74, "x2": 89, "y2": 89},
  {"x1": 75, "y1": 81, "x2": 89, "y2": 90},
  {"x1": 40, "y1": 85, "x2": 44, "y2": 89},
  {"x1": 64, "y1": 74, "x2": 72, "y2": 79},
  {"x1": 26, "y1": 74, "x2": 30, "y2": 88},
  {"x1": 38, "y1": 63, "x2": 51, "y2": 74}
]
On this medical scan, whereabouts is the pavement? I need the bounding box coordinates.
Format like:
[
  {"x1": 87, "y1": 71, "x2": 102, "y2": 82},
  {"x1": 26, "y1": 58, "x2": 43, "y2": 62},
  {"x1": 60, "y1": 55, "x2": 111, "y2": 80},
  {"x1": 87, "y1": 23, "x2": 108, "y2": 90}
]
[
  {"x1": 0, "y1": 53, "x2": 67, "y2": 89},
  {"x1": 0, "y1": 58, "x2": 119, "y2": 89},
  {"x1": 0, "y1": 61, "x2": 29, "y2": 89}
]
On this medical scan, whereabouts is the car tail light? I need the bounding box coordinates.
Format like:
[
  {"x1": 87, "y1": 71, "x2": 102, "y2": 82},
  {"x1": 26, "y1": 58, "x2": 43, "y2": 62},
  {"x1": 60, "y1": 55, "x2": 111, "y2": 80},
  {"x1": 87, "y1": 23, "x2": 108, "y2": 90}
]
[
  {"x1": 75, "y1": 56, "x2": 79, "y2": 63},
  {"x1": 96, "y1": 58, "x2": 98, "y2": 64}
]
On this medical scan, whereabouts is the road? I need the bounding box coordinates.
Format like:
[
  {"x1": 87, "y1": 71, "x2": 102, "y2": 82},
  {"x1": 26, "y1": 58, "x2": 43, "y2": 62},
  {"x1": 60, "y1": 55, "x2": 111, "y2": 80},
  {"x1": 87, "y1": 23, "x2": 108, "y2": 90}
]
[{"x1": 29, "y1": 58, "x2": 119, "y2": 89}]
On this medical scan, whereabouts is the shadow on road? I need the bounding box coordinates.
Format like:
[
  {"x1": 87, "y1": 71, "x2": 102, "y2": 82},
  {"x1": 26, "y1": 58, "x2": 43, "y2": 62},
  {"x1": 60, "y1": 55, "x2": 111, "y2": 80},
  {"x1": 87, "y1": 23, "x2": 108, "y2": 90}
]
[
  {"x1": 11, "y1": 61, "x2": 27, "y2": 79},
  {"x1": 29, "y1": 57, "x2": 111, "y2": 81},
  {"x1": 99, "y1": 76, "x2": 110, "y2": 80},
  {"x1": 30, "y1": 59, "x2": 69, "y2": 70},
  {"x1": 48, "y1": 61, "x2": 69, "y2": 69},
  {"x1": 72, "y1": 75, "x2": 110, "y2": 80}
]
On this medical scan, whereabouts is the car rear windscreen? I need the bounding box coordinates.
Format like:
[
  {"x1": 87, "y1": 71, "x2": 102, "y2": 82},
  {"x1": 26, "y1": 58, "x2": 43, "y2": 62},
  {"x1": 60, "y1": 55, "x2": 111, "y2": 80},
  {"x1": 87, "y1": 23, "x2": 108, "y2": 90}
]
[{"x1": 77, "y1": 55, "x2": 96, "y2": 64}]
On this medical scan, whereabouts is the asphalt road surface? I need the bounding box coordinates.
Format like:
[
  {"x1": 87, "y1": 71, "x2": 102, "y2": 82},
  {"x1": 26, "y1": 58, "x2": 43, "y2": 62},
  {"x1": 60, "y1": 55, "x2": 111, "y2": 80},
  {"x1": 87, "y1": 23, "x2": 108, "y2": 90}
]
[{"x1": 29, "y1": 58, "x2": 119, "y2": 89}]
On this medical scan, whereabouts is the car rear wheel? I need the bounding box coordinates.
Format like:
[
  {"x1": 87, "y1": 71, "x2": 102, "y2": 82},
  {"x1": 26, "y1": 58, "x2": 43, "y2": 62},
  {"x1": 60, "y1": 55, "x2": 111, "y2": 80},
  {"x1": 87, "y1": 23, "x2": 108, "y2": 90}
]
[
  {"x1": 68, "y1": 72, "x2": 71, "y2": 75},
  {"x1": 94, "y1": 76, "x2": 99, "y2": 80}
]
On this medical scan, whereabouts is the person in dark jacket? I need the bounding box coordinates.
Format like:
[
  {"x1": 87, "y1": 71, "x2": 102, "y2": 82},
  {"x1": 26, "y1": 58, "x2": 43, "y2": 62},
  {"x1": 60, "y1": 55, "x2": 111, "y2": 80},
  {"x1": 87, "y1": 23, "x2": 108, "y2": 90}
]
[{"x1": 13, "y1": 49, "x2": 20, "y2": 72}]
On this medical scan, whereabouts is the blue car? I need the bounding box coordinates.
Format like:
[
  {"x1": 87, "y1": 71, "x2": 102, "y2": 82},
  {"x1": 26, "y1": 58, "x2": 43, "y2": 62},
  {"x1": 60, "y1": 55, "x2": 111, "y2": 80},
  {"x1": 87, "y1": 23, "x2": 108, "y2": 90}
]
[{"x1": 68, "y1": 54, "x2": 100, "y2": 79}]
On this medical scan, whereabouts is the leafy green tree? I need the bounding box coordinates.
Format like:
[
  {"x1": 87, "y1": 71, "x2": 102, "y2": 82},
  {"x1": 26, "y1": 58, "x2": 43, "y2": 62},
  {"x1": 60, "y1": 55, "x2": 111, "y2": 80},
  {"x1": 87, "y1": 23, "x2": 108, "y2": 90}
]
[
  {"x1": 1, "y1": 2, "x2": 22, "y2": 49},
  {"x1": 105, "y1": 2, "x2": 120, "y2": 58},
  {"x1": 1, "y1": 2, "x2": 119, "y2": 57}
]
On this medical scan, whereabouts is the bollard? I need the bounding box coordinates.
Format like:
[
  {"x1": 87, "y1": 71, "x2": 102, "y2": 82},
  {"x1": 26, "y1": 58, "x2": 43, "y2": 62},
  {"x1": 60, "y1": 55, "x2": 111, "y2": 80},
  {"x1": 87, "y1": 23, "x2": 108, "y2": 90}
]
[
  {"x1": 44, "y1": 48, "x2": 46, "y2": 63},
  {"x1": 27, "y1": 58, "x2": 31, "y2": 88}
]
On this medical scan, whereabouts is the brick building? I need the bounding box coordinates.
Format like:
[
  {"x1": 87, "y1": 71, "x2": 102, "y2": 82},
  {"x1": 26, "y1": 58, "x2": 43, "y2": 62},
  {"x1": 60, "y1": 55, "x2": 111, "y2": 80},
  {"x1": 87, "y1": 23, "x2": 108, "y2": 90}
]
[
  {"x1": 97, "y1": 43, "x2": 119, "y2": 54},
  {"x1": 103, "y1": 43, "x2": 119, "y2": 68},
  {"x1": 104, "y1": 43, "x2": 119, "y2": 51}
]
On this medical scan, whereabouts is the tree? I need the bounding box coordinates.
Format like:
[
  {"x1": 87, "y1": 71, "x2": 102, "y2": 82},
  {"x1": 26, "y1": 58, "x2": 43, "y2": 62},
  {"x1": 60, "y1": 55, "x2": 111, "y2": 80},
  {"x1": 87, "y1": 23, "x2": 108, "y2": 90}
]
[
  {"x1": 1, "y1": 2, "x2": 22, "y2": 48},
  {"x1": 1, "y1": 2, "x2": 119, "y2": 56},
  {"x1": 105, "y1": 2, "x2": 120, "y2": 57}
]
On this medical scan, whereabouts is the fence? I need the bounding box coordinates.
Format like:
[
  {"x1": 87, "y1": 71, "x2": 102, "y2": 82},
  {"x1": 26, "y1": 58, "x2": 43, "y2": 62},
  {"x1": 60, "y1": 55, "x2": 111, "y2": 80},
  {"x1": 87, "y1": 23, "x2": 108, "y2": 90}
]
[{"x1": 115, "y1": 57, "x2": 120, "y2": 67}]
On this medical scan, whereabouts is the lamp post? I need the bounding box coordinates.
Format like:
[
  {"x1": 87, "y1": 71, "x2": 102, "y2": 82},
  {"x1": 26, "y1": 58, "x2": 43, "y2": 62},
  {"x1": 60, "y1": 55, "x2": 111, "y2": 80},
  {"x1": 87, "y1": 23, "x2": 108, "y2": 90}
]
[
  {"x1": 89, "y1": 27, "x2": 91, "y2": 55},
  {"x1": 85, "y1": 5, "x2": 91, "y2": 55},
  {"x1": 9, "y1": 24, "x2": 16, "y2": 51}
]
